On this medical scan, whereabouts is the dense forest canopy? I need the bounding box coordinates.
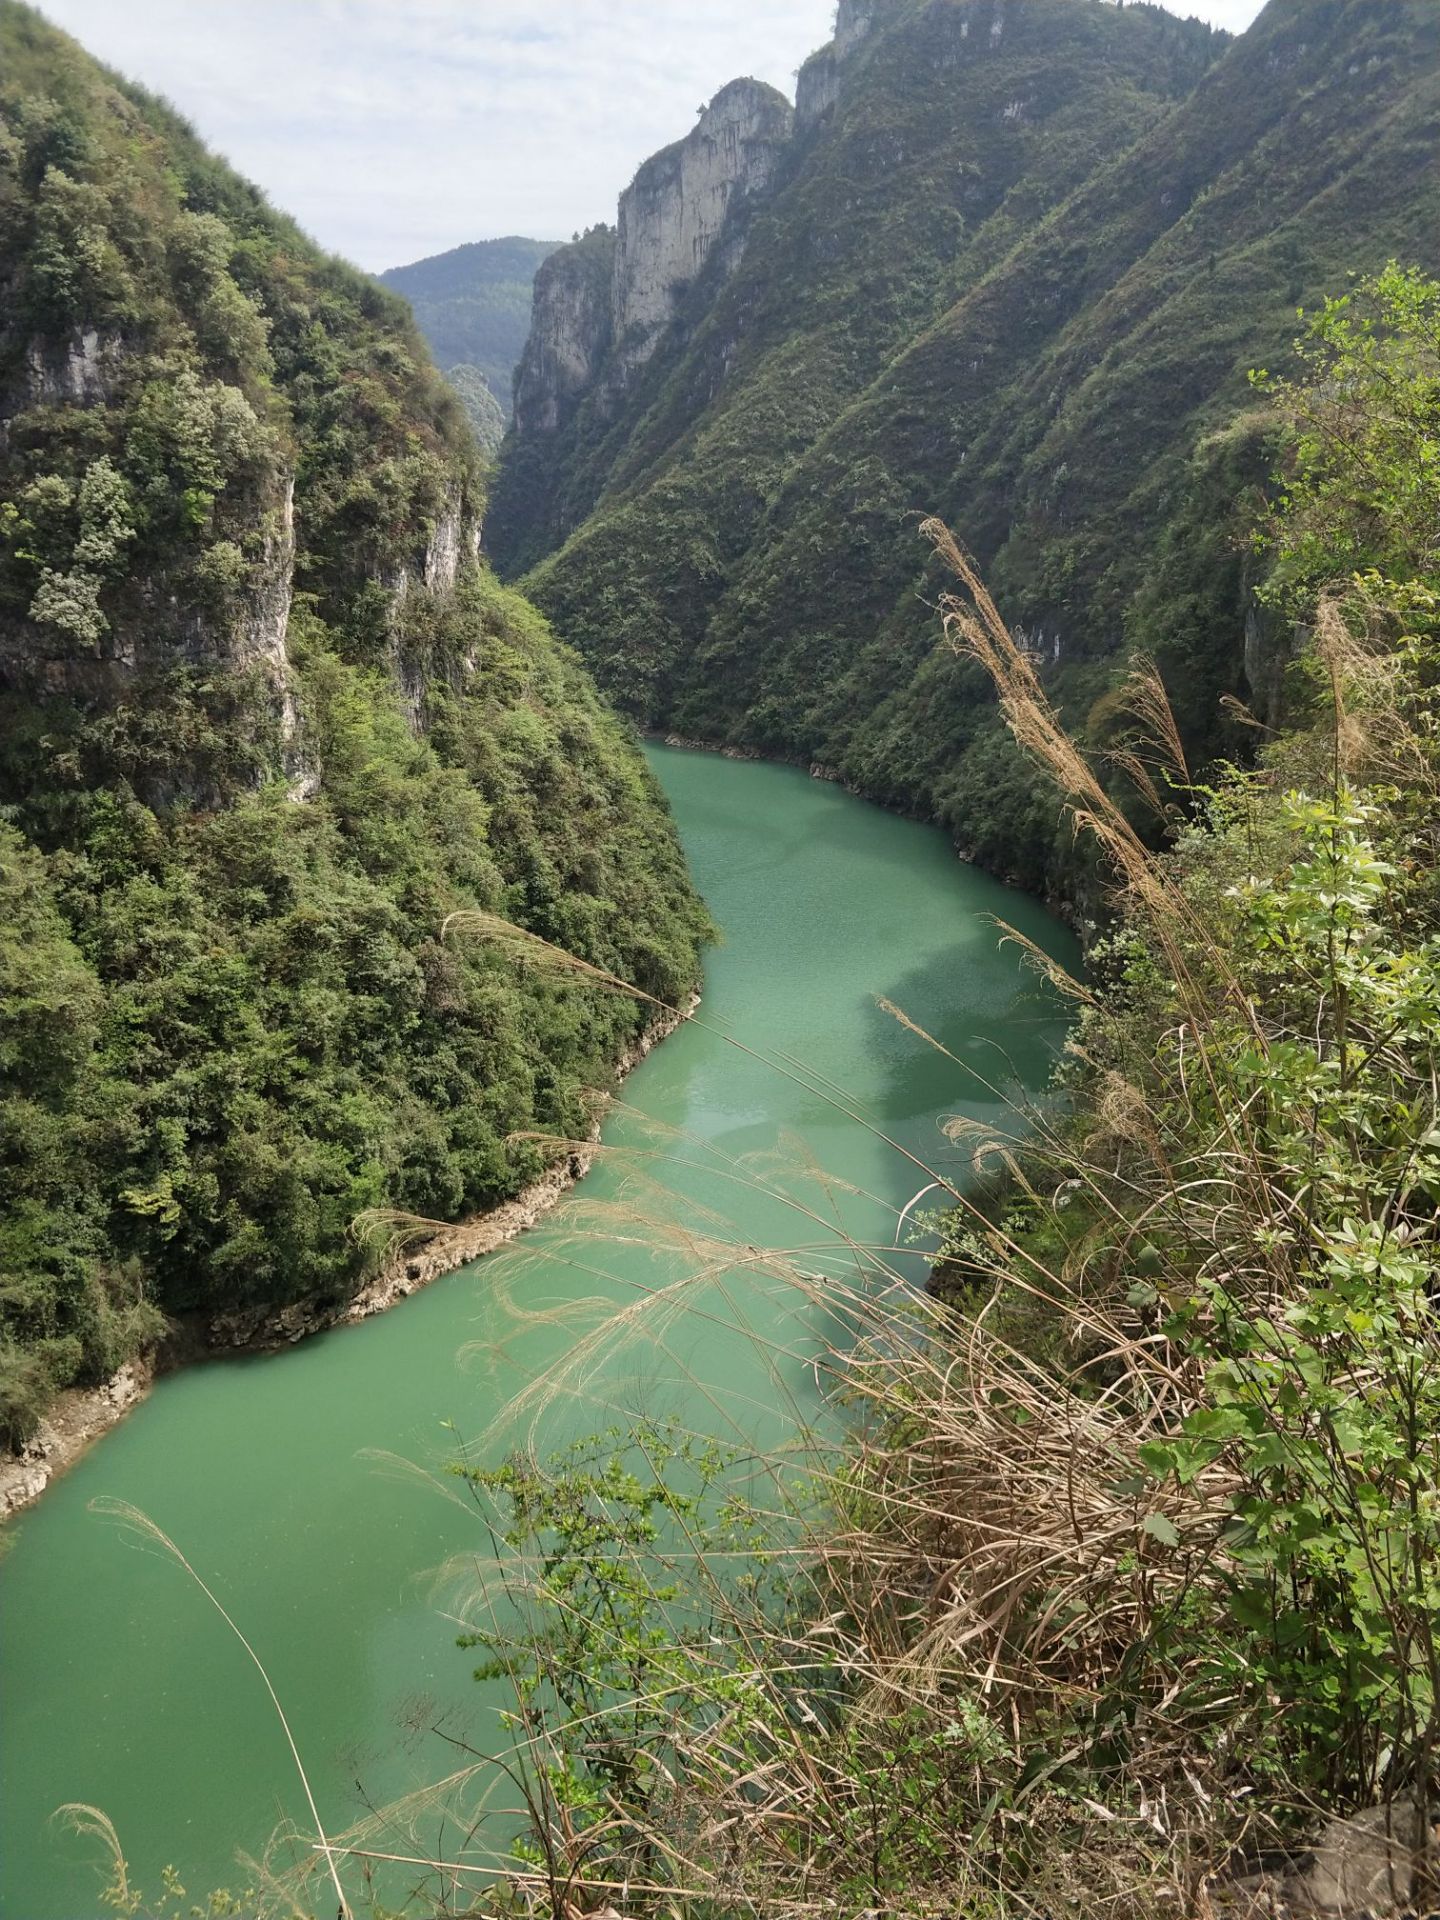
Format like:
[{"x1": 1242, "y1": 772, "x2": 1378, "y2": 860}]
[{"x1": 0, "y1": 0, "x2": 710, "y2": 1443}]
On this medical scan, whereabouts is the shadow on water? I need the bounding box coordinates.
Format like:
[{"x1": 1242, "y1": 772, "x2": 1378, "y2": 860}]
[{"x1": 0, "y1": 747, "x2": 1078, "y2": 1918}]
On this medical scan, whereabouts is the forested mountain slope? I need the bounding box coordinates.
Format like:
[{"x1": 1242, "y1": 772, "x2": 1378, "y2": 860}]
[
  {"x1": 444, "y1": 360, "x2": 508, "y2": 458},
  {"x1": 0, "y1": 3, "x2": 709, "y2": 1441},
  {"x1": 495, "y1": 0, "x2": 1440, "y2": 893},
  {"x1": 380, "y1": 235, "x2": 558, "y2": 422},
  {"x1": 490, "y1": 0, "x2": 1221, "y2": 579},
  {"x1": 467, "y1": 263, "x2": 1440, "y2": 1920}
]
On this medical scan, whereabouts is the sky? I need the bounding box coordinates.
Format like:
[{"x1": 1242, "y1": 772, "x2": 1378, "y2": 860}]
[{"x1": 33, "y1": 0, "x2": 1267, "y2": 275}]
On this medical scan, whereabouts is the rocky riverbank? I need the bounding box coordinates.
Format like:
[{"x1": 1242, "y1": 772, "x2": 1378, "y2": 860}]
[{"x1": 0, "y1": 997, "x2": 697, "y2": 1521}]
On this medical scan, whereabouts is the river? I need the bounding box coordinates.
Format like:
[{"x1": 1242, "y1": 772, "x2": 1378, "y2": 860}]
[{"x1": 0, "y1": 745, "x2": 1078, "y2": 1917}]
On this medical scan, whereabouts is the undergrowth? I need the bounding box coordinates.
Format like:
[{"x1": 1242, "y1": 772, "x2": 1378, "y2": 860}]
[{"x1": 84, "y1": 268, "x2": 1440, "y2": 1920}]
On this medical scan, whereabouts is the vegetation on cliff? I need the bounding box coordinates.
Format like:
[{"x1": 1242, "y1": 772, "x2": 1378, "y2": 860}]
[
  {"x1": 14, "y1": 1, "x2": 1440, "y2": 1913},
  {"x1": 496, "y1": 0, "x2": 1440, "y2": 901},
  {"x1": 368, "y1": 269, "x2": 1440, "y2": 1920},
  {"x1": 0, "y1": 2, "x2": 710, "y2": 1445},
  {"x1": 444, "y1": 363, "x2": 507, "y2": 458}
]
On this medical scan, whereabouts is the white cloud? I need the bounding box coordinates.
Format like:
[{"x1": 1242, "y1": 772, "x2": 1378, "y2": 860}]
[{"x1": 33, "y1": 0, "x2": 1267, "y2": 272}]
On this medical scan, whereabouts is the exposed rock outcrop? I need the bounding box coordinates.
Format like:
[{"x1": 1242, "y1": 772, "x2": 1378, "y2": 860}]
[
  {"x1": 489, "y1": 71, "x2": 797, "y2": 570},
  {"x1": 19, "y1": 325, "x2": 126, "y2": 412},
  {"x1": 236, "y1": 475, "x2": 296, "y2": 677},
  {"x1": 1220, "y1": 1798, "x2": 1435, "y2": 1917},
  {"x1": 610, "y1": 78, "x2": 793, "y2": 383},
  {"x1": 383, "y1": 487, "x2": 486, "y2": 728},
  {"x1": 492, "y1": 0, "x2": 909, "y2": 571},
  {"x1": 505, "y1": 77, "x2": 793, "y2": 446},
  {"x1": 512, "y1": 226, "x2": 617, "y2": 437},
  {"x1": 0, "y1": 318, "x2": 307, "y2": 712},
  {"x1": 386, "y1": 491, "x2": 482, "y2": 603},
  {"x1": 0, "y1": 1362, "x2": 151, "y2": 1518},
  {"x1": 797, "y1": 0, "x2": 888, "y2": 124},
  {"x1": 834, "y1": 0, "x2": 882, "y2": 57},
  {"x1": 238, "y1": 474, "x2": 315, "y2": 789},
  {"x1": 795, "y1": 48, "x2": 841, "y2": 124}
]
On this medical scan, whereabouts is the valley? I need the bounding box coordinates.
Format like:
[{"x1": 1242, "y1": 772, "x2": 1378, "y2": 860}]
[{"x1": 5, "y1": 0, "x2": 1440, "y2": 1913}]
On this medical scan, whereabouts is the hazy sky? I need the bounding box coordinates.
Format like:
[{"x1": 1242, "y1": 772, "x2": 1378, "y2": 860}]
[{"x1": 34, "y1": 0, "x2": 1267, "y2": 274}]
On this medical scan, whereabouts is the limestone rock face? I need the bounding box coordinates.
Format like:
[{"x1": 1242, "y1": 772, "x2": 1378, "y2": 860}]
[
  {"x1": 611, "y1": 78, "x2": 794, "y2": 380},
  {"x1": 0, "y1": 463, "x2": 299, "y2": 691},
  {"x1": 0, "y1": 330, "x2": 122, "y2": 455},
  {"x1": 834, "y1": 0, "x2": 881, "y2": 56},
  {"x1": 385, "y1": 488, "x2": 485, "y2": 732},
  {"x1": 29, "y1": 326, "x2": 124, "y2": 404},
  {"x1": 383, "y1": 486, "x2": 482, "y2": 604},
  {"x1": 235, "y1": 475, "x2": 296, "y2": 678},
  {"x1": 422, "y1": 496, "x2": 480, "y2": 597},
  {"x1": 1, "y1": 297, "x2": 485, "y2": 777},
  {"x1": 799, "y1": 0, "x2": 890, "y2": 118},
  {"x1": 491, "y1": 74, "x2": 797, "y2": 568},
  {"x1": 512, "y1": 228, "x2": 616, "y2": 437},
  {"x1": 796, "y1": 47, "x2": 841, "y2": 123},
  {"x1": 507, "y1": 79, "x2": 792, "y2": 446}
]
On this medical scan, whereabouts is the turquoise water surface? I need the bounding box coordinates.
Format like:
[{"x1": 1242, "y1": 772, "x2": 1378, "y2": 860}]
[{"x1": 0, "y1": 746, "x2": 1077, "y2": 1916}]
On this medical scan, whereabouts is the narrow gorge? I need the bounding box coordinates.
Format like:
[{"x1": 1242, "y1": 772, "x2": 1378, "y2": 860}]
[
  {"x1": 495, "y1": 0, "x2": 1440, "y2": 894},
  {"x1": 7, "y1": 1, "x2": 1440, "y2": 1916}
]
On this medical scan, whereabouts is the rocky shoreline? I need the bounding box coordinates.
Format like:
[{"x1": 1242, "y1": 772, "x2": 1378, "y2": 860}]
[
  {"x1": 0, "y1": 996, "x2": 696, "y2": 1521},
  {"x1": 658, "y1": 730, "x2": 855, "y2": 789}
]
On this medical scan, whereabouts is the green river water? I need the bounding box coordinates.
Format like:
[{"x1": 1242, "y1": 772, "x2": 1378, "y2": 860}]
[{"x1": 0, "y1": 746, "x2": 1078, "y2": 1917}]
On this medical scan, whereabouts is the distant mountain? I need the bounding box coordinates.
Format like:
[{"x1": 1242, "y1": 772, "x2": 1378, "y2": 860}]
[{"x1": 381, "y1": 236, "x2": 559, "y2": 418}]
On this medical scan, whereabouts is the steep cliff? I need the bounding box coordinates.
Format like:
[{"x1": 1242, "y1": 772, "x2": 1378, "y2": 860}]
[
  {"x1": 491, "y1": 0, "x2": 1224, "y2": 637},
  {"x1": 497, "y1": 0, "x2": 1440, "y2": 896},
  {"x1": 487, "y1": 80, "x2": 796, "y2": 573},
  {"x1": 796, "y1": 0, "x2": 884, "y2": 121},
  {"x1": 0, "y1": 0, "x2": 712, "y2": 1444},
  {"x1": 611, "y1": 79, "x2": 794, "y2": 383},
  {"x1": 512, "y1": 224, "x2": 618, "y2": 438}
]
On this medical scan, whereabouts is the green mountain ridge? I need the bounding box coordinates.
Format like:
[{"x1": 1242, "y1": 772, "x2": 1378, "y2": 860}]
[
  {"x1": 0, "y1": 3, "x2": 709, "y2": 1442},
  {"x1": 380, "y1": 234, "x2": 559, "y2": 421},
  {"x1": 494, "y1": 0, "x2": 1440, "y2": 895}
]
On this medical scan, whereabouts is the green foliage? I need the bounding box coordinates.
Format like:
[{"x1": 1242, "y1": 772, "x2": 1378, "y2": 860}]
[
  {"x1": 25, "y1": 161, "x2": 135, "y2": 328},
  {"x1": 1128, "y1": 789, "x2": 1440, "y2": 1786},
  {"x1": 1103, "y1": 276, "x2": 1440, "y2": 1792},
  {"x1": 453, "y1": 1422, "x2": 782, "y2": 1898},
  {"x1": 24, "y1": 454, "x2": 136, "y2": 642},
  {"x1": 379, "y1": 236, "x2": 558, "y2": 418},
  {"x1": 0, "y1": 568, "x2": 710, "y2": 1430},
  {"x1": 498, "y1": 0, "x2": 1440, "y2": 898},
  {"x1": 450, "y1": 269, "x2": 1440, "y2": 1911},
  {"x1": 952, "y1": 270, "x2": 1440, "y2": 1813},
  {"x1": 444, "y1": 363, "x2": 506, "y2": 458},
  {"x1": 0, "y1": 2, "x2": 712, "y2": 1439},
  {"x1": 1255, "y1": 263, "x2": 1440, "y2": 608}
]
